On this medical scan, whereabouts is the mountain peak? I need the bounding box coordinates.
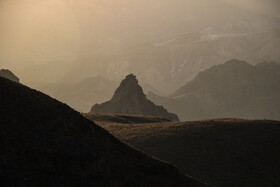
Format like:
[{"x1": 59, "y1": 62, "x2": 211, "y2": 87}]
[
  {"x1": 125, "y1": 73, "x2": 137, "y2": 82},
  {"x1": 120, "y1": 74, "x2": 139, "y2": 88},
  {"x1": 118, "y1": 73, "x2": 139, "y2": 90},
  {"x1": 91, "y1": 74, "x2": 179, "y2": 121},
  {"x1": 112, "y1": 73, "x2": 146, "y2": 101}
]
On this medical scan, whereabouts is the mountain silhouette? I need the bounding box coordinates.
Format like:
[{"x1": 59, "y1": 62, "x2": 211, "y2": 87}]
[
  {"x1": 148, "y1": 59, "x2": 280, "y2": 121},
  {"x1": 0, "y1": 76, "x2": 205, "y2": 186},
  {"x1": 91, "y1": 74, "x2": 179, "y2": 121},
  {"x1": 0, "y1": 69, "x2": 19, "y2": 83}
]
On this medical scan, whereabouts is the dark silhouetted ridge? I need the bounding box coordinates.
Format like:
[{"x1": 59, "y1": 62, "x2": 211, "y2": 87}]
[{"x1": 0, "y1": 77, "x2": 205, "y2": 186}]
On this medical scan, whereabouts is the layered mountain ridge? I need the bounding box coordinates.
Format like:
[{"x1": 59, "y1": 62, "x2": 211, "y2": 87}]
[{"x1": 148, "y1": 59, "x2": 280, "y2": 121}]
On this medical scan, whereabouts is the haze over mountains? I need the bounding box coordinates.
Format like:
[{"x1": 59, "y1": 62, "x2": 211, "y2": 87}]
[
  {"x1": 40, "y1": 27, "x2": 280, "y2": 95},
  {"x1": 2, "y1": 0, "x2": 279, "y2": 69},
  {"x1": 14, "y1": 58, "x2": 280, "y2": 122},
  {"x1": 1, "y1": 0, "x2": 280, "y2": 95},
  {"x1": 148, "y1": 59, "x2": 280, "y2": 121},
  {"x1": 15, "y1": 28, "x2": 280, "y2": 95}
]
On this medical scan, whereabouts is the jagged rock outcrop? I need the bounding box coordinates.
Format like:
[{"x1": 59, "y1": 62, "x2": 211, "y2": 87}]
[
  {"x1": 91, "y1": 74, "x2": 179, "y2": 121},
  {"x1": 0, "y1": 69, "x2": 19, "y2": 83},
  {"x1": 0, "y1": 76, "x2": 205, "y2": 187}
]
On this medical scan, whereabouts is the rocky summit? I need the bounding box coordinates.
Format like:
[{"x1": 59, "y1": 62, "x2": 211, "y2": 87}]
[{"x1": 91, "y1": 74, "x2": 179, "y2": 121}]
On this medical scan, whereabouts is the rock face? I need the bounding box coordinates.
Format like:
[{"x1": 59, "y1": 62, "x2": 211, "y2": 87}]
[
  {"x1": 91, "y1": 74, "x2": 179, "y2": 121},
  {"x1": 0, "y1": 69, "x2": 19, "y2": 83},
  {"x1": 0, "y1": 77, "x2": 205, "y2": 187}
]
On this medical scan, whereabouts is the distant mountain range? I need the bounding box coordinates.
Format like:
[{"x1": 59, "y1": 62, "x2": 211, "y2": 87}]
[
  {"x1": 20, "y1": 28, "x2": 280, "y2": 95},
  {"x1": 91, "y1": 74, "x2": 179, "y2": 121},
  {"x1": 148, "y1": 59, "x2": 280, "y2": 121},
  {"x1": 0, "y1": 76, "x2": 204, "y2": 186},
  {"x1": 3, "y1": 0, "x2": 280, "y2": 96}
]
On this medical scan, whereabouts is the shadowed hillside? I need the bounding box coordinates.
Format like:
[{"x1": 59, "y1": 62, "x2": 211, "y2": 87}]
[
  {"x1": 91, "y1": 74, "x2": 179, "y2": 121},
  {"x1": 85, "y1": 116, "x2": 280, "y2": 187},
  {"x1": 0, "y1": 77, "x2": 206, "y2": 187}
]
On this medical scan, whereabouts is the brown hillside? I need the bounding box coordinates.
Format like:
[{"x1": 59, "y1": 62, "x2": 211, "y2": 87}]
[{"x1": 86, "y1": 116, "x2": 280, "y2": 187}]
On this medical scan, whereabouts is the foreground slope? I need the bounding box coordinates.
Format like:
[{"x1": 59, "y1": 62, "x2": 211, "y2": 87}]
[
  {"x1": 91, "y1": 74, "x2": 179, "y2": 121},
  {"x1": 0, "y1": 77, "x2": 205, "y2": 187},
  {"x1": 87, "y1": 116, "x2": 280, "y2": 187}
]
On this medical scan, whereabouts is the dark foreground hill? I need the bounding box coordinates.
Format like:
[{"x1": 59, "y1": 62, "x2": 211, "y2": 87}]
[
  {"x1": 91, "y1": 74, "x2": 179, "y2": 121},
  {"x1": 86, "y1": 116, "x2": 280, "y2": 187},
  {"x1": 0, "y1": 69, "x2": 20, "y2": 83},
  {"x1": 0, "y1": 77, "x2": 205, "y2": 187},
  {"x1": 148, "y1": 59, "x2": 280, "y2": 121}
]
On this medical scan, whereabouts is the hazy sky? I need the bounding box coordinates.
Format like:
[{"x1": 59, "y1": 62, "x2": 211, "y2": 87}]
[{"x1": 0, "y1": 0, "x2": 279, "y2": 70}]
